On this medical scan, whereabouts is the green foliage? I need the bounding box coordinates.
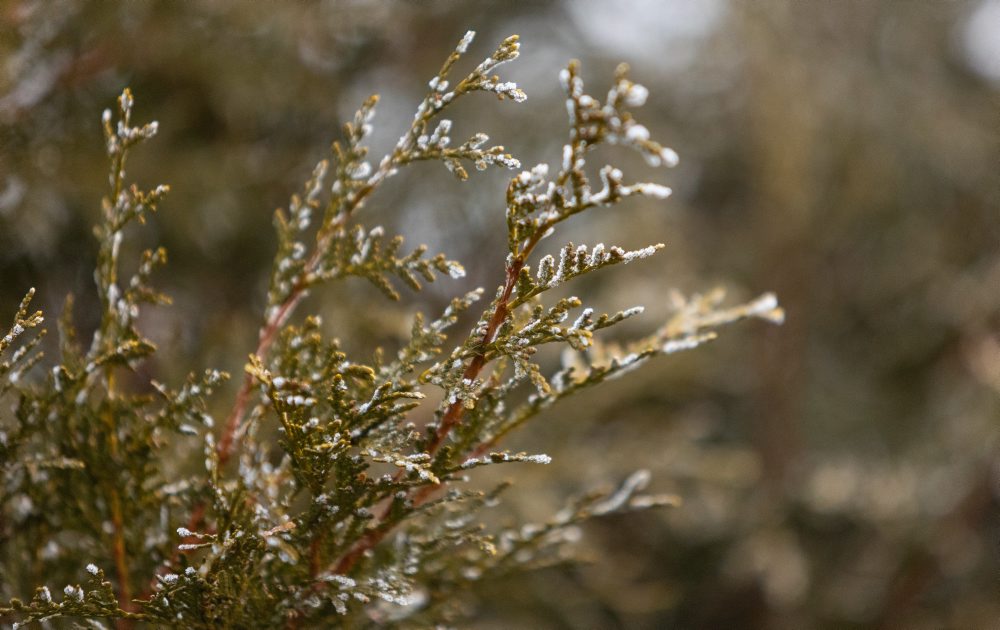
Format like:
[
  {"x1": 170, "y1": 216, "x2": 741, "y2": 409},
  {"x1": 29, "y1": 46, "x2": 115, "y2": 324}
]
[{"x1": 0, "y1": 31, "x2": 781, "y2": 628}]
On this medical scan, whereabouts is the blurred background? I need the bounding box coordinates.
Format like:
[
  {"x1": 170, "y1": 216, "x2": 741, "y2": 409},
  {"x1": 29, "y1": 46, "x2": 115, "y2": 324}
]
[{"x1": 2, "y1": 1, "x2": 998, "y2": 628}]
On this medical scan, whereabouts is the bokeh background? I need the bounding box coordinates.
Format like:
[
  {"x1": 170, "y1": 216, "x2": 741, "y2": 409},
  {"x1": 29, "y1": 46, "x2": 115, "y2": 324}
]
[{"x1": 2, "y1": 1, "x2": 999, "y2": 628}]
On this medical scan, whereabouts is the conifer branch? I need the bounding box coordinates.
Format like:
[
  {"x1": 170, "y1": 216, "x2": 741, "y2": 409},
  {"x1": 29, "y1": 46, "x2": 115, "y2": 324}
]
[
  {"x1": 2, "y1": 31, "x2": 783, "y2": 630},
  {"x1": 324, "y1": 57, "x2": 684, "y2": 578},
  {"x1": 216, "y1": 31, "x2": 523, "y2": 473}
]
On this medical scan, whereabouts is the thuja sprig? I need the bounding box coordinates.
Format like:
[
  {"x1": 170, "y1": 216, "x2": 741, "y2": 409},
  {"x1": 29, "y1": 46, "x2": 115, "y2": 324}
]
[
  {"x1": 0, "y1": 289, "x2": 45, "y2": 394},
  {"x1": 0, "y1": 289, "x2": 45, "y2": 477},
  {"x1": 317, "y1": 53, "x2": 781, "y2": 595},
  {"x1": 419, "y1": 59, "x2": 685, "y2": 458},
  {"x1": 0, "y1": 564, "x2": 147, "y2": 628},
  {"x1": 2, "y1": 31, "x2": 783, "y2": 629},
  {"x1": 1, "y1": 88, "x2": 231, "y2": 627},
  {"x1": 218, "y1": 30, "x2": 525, "y2": 472}
]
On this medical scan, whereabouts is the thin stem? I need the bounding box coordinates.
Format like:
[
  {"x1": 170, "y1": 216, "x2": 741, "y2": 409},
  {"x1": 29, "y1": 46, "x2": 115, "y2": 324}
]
[
  {"x1": 425, "y1": 260, "x2": 522, "y2": 454},
  {"x1": 216, "y1": 79, "x2": 448, "y2": 471},
  {"x1": 215, "y1": 180, "x2": 385, "y2": 469},
  {"x1": 426, "y1": 217, "x2": 552, "y2": 455},
  {"x1": 102, "y1": 397, "x2": 134, "y2": 627},
  {"x1": 102, "y1": 126, "x2": 133, "y2": 626},
  {"x1": 216, "y1": 289, "x2": 304, "y2": 467},
  {"x1": 327, "y1": 221, "x2": 553, "y2": 576},
  {"x1": 109, "y1": 489, "x2": 132, "y2": 618},
  {"x1": 186, "y1": 46, "x2": 509, "y2": 590},
  {"x1": 164, "y1": 139, "x2": 403, "y2": 593}
]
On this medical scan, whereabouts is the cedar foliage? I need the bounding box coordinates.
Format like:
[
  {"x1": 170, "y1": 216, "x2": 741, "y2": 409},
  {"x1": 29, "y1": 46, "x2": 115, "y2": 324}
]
[{"x1": 1, "y1": 32, "x2": 781, "y2": 628}]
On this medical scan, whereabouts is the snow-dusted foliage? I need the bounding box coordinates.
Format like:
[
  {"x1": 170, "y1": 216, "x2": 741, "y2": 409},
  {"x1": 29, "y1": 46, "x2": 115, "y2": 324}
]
[{"x1": 1, "y1": 32, "x2": 781, "y2": 628}]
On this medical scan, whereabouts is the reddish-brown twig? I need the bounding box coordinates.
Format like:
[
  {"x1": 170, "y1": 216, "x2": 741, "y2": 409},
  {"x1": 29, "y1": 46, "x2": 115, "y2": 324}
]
[{"x1": 326, "y1": 219, "x2": 554, "y2": 575}]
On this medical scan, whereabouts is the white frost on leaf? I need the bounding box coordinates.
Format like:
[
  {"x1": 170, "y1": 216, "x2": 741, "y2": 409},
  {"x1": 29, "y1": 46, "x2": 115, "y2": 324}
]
[
  {"x1": 456, "y1": 30, "x2": 475, "y2": 54},
  {"x1": 593, "y1": 469, "x2": 651, "y2": 515},
  {"x1": 625, "y1": 123, "x2": 650, "y2": 142},
  {"x1": 623, "y1": 83, "x2": 649, "y2": 107}
]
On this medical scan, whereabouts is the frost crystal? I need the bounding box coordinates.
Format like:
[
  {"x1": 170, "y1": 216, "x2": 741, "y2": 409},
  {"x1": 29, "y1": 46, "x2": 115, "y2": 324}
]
[
  {"x1": 446, "y1": 261, "x2": 466, "y2": 279},
  {"x1": 663, "y1": 336, "x2": 710, "y2": 354},
  {"x1": 622, "y1": 244, "x2": 662, "y2": 263},
  {"x1": 63, "y1": 584, "x2": 84, "y2": 602},
  {"x1": 625, "y1": 124, "x2": 650, "y2": 142},
  {"x1": 594, "y1": 469, "x2": 651, "y2": 515},
  {"x1": 456, "y1": 30, "x2": 475, "y2": 54},
  {"x1": 633, "y1": 183, "x2": 672, "y2": 199},
  {"x1": 558, "y1": 67, "x2": 571, "y2": 89},
  {"x1": 659, "y1": 146, "x2": 680, "y2": 167},
  {"x1": 748, "y1": 292, "x2": 780, "y2": 316},
  {"x1": 624, "y1": 83, "x2": 649, "y2": 107}
]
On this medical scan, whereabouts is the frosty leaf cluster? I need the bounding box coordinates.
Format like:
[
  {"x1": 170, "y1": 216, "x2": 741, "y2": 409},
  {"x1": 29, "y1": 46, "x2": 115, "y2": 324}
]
[{"x1": 1, "y1": 31, "x2": 781, "y2": 628}]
